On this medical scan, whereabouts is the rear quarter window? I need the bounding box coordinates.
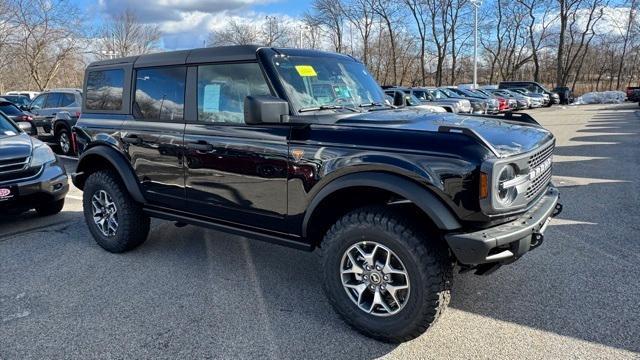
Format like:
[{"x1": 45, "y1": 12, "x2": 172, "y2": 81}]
[{"x1": 86, "y1": 69, "x2": 124, "y2": 111}]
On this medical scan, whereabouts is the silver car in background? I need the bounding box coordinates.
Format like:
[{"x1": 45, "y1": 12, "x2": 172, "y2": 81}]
[{"x1": 411, "y1": 87, "x2": 472, "y2": 113}]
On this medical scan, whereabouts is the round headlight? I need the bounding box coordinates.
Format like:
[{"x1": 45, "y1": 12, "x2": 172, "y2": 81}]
[{"x1": 497, "y1": 165, "x2": 517, "y2": 206}]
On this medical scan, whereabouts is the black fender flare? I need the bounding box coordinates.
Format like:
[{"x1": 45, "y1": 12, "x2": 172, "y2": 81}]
[
  {"x1": 73, "y1": 145, "x2": 145, "y2": 203},
  {"x1": 302, "y1": 172, "x2": 462, "y2": 237}
]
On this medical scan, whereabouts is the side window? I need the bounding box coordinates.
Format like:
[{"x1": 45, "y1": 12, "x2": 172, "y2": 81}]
[
  {"x1": 60, "y1": 93, "x2": 76, "y2": 107},
  {"x1": 44, "y1": 93, "x2": 61, "y2": 108},
  {"x1": 30, "y1": 94, "x2": 47, "y2": 109},
  {"x1": 197, "y1": 63, "x2": 271, "y2": 123},
  {"x1": 134, "y1": 67, "x2": 186, "y2": 121},
  {"x1": 86, "y1": 69, "x2": 124, "y2": 111}
]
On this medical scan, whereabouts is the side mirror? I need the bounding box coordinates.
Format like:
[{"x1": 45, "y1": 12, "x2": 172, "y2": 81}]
[
  {"x1": 17, "y1": 121, "x2": 33, "y2": 133},
  {"x1": 244, "y1": 95, "x2": 289, "y2": 125},
  {"x1": 20, "y1": 105, "x2": 29, "y2": 111}
]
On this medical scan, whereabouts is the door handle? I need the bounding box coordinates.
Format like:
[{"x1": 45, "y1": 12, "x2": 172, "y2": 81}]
[
  {"x1": 186, "y1": 141, "x2": 214, "y2": 152},
  {"x1": 122, "y1": 135, "x2": 142, "y2": 145}
]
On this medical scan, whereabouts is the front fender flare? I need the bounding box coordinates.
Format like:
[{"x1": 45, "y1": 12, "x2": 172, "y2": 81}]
[
  {"x1": 73, "y1": 145, "x2": 145, "y2": 203},
  {"x1": 302, "y1": 172, "x2": 462, "y2": 237}
]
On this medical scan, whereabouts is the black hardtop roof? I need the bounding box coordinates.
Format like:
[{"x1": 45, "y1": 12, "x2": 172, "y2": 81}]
[{"x1": 87, "y1": 45, "x2": 357, "y2": 69}]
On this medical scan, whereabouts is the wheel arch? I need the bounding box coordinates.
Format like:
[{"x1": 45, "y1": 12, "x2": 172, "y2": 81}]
[
  {"x1": 302, "y1": 172, "x2": 462, "y2": 246},
  {"x1": 73, "y1": 145, "x2": 145, "y2": 204}
]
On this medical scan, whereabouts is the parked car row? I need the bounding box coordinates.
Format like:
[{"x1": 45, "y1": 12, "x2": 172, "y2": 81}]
[{"x1": 1, "y1": 88, "x2": 82, "y2": 155}]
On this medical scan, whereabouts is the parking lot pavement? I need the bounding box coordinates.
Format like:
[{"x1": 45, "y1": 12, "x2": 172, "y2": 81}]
[{"x1": 1, "y1": 104, "x2": 639, "y2": 359}]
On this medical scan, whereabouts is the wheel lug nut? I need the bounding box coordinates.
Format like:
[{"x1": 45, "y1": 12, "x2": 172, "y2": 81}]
[
  {"x1": 376, "y1": 266, "x2": 382, "y2": 271},
  {"x1": 380, "y1": 285, "x2": 386, "y2": 290},
  {"x1": 370, "y1": 285, "x2": 375, "y2": 290},
  {"x1": 383, "y1": 275, "x2": 389, "y2": 281}
]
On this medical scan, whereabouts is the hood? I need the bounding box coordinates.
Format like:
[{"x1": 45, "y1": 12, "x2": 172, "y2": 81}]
[
  {"x1": 337, "y1": 109, "x2": 553, "y2": 157},
  {"x1": 0, "y1": 132, "x2": 33, "y2": 160}
]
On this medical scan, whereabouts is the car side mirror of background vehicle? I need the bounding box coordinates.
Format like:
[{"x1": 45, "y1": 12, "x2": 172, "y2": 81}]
[
  {"x1": 244, "y1": 95, "x2": 290, "y2": 125},
  {"x1": 20, "y1": 105, "x2": 30, "y2": 111},
  {"x1": 17, "y1": 121, "x2": 32, "y2": 133}
]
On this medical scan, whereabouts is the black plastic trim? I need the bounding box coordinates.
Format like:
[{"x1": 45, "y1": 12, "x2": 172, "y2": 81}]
[
  {"x1": 73, "y1": 145, "x2": 145, "y2": 203},
  {"x1": 302, "y1": 172, "x2": 462, "y2": 237}
]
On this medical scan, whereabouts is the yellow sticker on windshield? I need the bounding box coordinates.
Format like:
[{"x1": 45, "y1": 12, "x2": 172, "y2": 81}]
[{"x1": 295, "y1": 65, "x2": 317, "y2": 77}]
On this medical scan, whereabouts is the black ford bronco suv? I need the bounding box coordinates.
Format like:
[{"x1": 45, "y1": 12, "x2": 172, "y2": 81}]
[{"x1": 72, "y1": 46, "x2": 562, "y2": 342}]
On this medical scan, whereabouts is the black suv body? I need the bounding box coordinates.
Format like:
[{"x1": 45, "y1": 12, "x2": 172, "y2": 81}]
[
  {"x1": 72, "y1": 46, "x2": 562, "y2": 342},
  {"x1": 0, "y1": 113, "x2": 68, "y2": 215},
  {"x1": 26, "y1": 89, "x2": 82, "y2": 155}
]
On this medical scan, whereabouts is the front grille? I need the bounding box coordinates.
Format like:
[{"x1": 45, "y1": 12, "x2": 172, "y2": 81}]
[
  {"x1": 525, "y1": 143, "x2": 554, "y2": 199},
  {"x1": 0, "y1": 157, "x2": 29, "y2": 173},
  {"x1": 0, "y1": 156, "x2": 40, "y2": 183}
]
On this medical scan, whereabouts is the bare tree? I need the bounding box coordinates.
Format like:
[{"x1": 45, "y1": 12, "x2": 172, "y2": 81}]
[
  {"x1": 308, "y1": 0, "x2": 346, "y2": 52},
  {"x1": 11, "y1": 0, "x2": 82, "y2": 91},
  {"x1": 208, "y1": 19, "x2": 261, "y2": 46},
  {"x1": 98, "y1": 9, "x2": 161, "y2": 58},
  {"x1": 405, "y1": 0, "x2": 429, "y2": 85},
  {"x1": 343, "y1": 0, "x2": 375, "y2": 65}
]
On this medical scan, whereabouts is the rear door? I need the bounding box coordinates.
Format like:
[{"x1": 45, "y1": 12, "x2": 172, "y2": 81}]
[
  {"x1": 183, "y1": 62, "x2": 289, "y2": 233},
  {"x1": 120, "y1": 66, "x2": 188, "y2": 210}
]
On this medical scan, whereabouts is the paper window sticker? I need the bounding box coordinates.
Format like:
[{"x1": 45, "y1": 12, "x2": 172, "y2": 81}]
[
  {"x1": 295, "y1": 65, "x2": 318, "y2": 77},
  {"x1": 203, "y1": 84, "x2": 221, "y2": 112}
]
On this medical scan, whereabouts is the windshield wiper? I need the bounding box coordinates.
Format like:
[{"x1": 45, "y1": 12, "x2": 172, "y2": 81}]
[
  {"x1": 358, "y1": 102, "x2": 392, "y2": 111},
  {"x1": 298, "y1": 104, "x2": 361, "y2": 113}
]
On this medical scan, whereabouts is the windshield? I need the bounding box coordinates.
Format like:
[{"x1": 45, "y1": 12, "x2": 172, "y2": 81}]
[
  {"x1": 406, "y1": 94, "x2": 423, "y2": 106},
  {"x1": 273, "y1": 56, "x2": 385, "y2": 112},
  {"x1": 0, "y1": 113, "x2": 19, "y2": 138},
  {"x1": 4, "y1": 96, "x2": 29, "y2": 106},
  {"x1": 431, "y1": 89, "x2": 452, "y2": 99},
  {"x1": 412, "y1": 90, "x2": 432, "y2": 101}
]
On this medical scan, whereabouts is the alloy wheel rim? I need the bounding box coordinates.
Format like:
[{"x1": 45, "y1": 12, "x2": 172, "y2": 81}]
[
  {"x1": 91, "y1": 190, "x2": 118, "y2": 237},
  {"x1": 340, "y1": 241, "x2": 410, "y2": 317},
  {"x1": 60, "y1": 133, "x2": 70, "y2": 153}
]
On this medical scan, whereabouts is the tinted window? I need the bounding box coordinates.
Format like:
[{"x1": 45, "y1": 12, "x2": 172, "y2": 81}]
[
  {"x1": 30, "y1": 94, "x2": 47, "y2": 109},
  {"x1": 0, "y1": 103, "x2": 21, "y2": 115},
  {"x1": 86, "y1": 69, "x2": 124, "y2": 111},
  {"x1": 0, "y1": 113, "x2": 18, "y2": 136},
  {"x1": 44, "y1": 93, "x2": 61, "y2": 108},
  {"x1": 197, "y1": 63, "x2": 271, "y2": 123},
  {"x1": 134, "y1": 67, "x2": 186, "y2": 121},
  {"x1": 60, "y1": 93, "x2": 76, "y2": 107}
]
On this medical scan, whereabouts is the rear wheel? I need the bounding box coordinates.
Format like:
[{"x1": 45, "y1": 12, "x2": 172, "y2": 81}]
[
  {"x1": 320, "y1": 207, "x2": 452, "y2": 342},
  {"x1": 56, "y1": 127, "x2": 73, "y2": 156},
  {"x1": 83, "y1": 170, "x2": 150, "y2": 253}
]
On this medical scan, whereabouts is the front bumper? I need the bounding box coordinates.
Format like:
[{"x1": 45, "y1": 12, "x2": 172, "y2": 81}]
[
  {"x1": 0, "y1": 162, "x2": 68, "y2": 211},
  {"x1": 445, "y1": 186, "x2": 561, "y2": 266}
]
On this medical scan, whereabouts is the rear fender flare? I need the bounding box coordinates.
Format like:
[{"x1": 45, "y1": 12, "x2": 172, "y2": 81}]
[{"x1": 74, "y1": 145, "x2": 145, "y2": 203}]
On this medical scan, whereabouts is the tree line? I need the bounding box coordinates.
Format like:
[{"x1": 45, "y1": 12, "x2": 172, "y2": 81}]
[{"x1": 0, "y1": 0, "x2": 637, "y2": 94}]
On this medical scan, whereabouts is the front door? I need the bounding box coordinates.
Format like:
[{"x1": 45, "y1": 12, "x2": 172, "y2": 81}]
[
  {"x1": 121, "y1": 66, "x2": 187, "y2": 210},
  {"x1": 184, "y1": 62, "x2": 289, "y2": 233}
]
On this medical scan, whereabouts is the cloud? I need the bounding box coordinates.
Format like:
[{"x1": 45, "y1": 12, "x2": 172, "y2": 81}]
[{"x1": 98, "y1": 0, "x2": 273, "y2": 23}]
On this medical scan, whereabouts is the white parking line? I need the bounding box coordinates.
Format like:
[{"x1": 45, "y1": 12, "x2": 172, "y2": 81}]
[{"x1": 66, "y1": 195, "x2": 83, "y2": 201}]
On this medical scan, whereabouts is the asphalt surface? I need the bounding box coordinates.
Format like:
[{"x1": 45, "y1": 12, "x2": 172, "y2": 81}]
[{"x1": 1, "y1": 104, "x2": 639, "y2": 359}]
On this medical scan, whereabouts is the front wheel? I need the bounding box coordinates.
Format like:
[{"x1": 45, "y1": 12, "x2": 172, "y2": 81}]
[
  {"x1": 83, "y1": 170, "x2": 150, "y2": 253},
  {"x1": 320, "y1": 207, "x2": 452, "y2": 342}
]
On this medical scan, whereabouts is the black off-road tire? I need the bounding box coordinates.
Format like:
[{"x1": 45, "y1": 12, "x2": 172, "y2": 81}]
[
  {"x1": 35, "y1": 199, "x2": 65, "y2": 216},
  {"x1": 320, "y1": 206, "x2": 453, "y2": 343},
  {"x1": 83, "y1": 170, "x2": 150, "y2": 253}
]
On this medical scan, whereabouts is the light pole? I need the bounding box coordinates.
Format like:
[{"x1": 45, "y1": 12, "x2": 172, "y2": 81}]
[{"x1": 471, "y1": 0, "x2": 481, "y2": 89}]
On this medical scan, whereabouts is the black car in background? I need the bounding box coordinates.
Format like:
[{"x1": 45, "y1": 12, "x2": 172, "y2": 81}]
[
  {"x1": 0, "y1": 100, "x2": 34, "y2": 125},
  {"x1": 1, "y1": 94, "x2": 31, "y2": 107},
  {"x1": 553, "y1": 86, "x2": 574, "y2": 105},
  {"x1": 72, "y1": 45, "x2": 562, "y2": 343},
  {"x1": 0, "y1": 113, "x2": 68, "y2": 215}
]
